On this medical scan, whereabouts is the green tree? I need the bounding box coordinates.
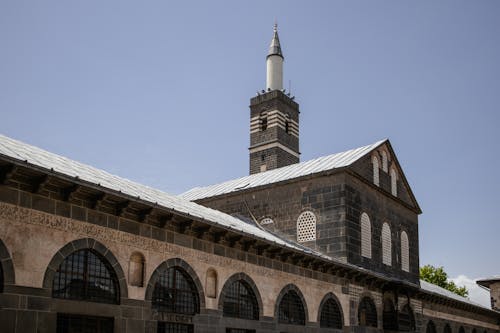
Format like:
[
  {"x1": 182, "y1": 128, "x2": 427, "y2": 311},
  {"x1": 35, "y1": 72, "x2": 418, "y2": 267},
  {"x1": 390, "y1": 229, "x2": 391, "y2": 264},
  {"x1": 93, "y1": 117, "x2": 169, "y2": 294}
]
[{"x1": 420, "y1": 265, "x2": 468, "y2": 297}]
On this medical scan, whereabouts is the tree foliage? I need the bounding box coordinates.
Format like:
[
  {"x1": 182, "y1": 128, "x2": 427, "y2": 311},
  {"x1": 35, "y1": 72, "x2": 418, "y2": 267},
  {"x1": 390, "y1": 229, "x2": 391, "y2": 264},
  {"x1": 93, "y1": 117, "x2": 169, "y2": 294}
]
[{"x1": 420, "y1": 265, "x2": 468, "y2": 297}]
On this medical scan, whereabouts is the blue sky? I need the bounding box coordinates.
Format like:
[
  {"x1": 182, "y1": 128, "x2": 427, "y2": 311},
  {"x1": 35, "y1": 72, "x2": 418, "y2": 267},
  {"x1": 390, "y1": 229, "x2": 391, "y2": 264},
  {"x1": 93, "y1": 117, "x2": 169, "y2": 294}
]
[{"x1": 1, "y1": 1, "x2": 499, "y2": 302}]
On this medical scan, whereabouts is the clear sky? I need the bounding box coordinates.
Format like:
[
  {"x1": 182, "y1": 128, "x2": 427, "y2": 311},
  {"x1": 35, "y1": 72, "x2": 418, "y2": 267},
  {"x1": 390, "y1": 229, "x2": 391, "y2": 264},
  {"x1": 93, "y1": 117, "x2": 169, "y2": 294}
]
[{"x1": 1, "y1": 1, "x2": 499, "y2": 304}]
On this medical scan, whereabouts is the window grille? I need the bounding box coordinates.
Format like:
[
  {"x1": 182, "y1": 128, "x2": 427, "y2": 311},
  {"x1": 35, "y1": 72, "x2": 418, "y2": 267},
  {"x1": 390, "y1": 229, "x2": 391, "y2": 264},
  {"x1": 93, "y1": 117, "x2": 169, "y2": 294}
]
[
  {"x1": 52, "y1": 249, "x2": 119, "y2": 304},
  {"x1": 297, "y1": 211, "x2": 316, "y2": 243},
  {"x1": 223, "y1": 280, "x2": 259, "y2": 320},
  {"x1": 319, "y1": 297, "x2": 343, "y2": 329},
  {"x1": 381, "y1": 151, "x2": 388, "y2": 172},
  {"x1": 157, "y1": 322, "x2": 193, "y2": 333},
  {"x1": 399, "y1": 304, "x2": 415, "y2": 331},
  {"x1": 152, "y1": 266, "x2": 199, "y2": 315},
  {"x1": 401, "y1": 231, "x2": 410, "y2": 272},
  {"x1": 382, "y1": 223, "x2": 392, "y2": 266},
  {"x1": 390, "y1": 168, "x2": 398, "y2": 196},
  {"x1": 57, "y1": 313, "x2": 114, "y2": 333},
  {"x1": 358, "y1": 297, "x2": 377, "y2": 327},
  {"x1": 278, "y1": 290, "x2": 306, "y2": 325},
  {"x1": 383, "y1": 299, "x2": 397, "y2": 330},
  {"x1": 426, "y1": 321, "x2": 437, "y2": 333},
  {"x1": 260, "y1": 217, "x2": 274, "y2": 225},
  {"x1": 372, "y1": 155, "x2": 380, "y2": 186},
  {"x1": 444, "y1": 324, "x2": 452, "y2": 333},
  {"x1": 360, "y1": 213, "x2": 372, "y2": 258},
  {"x1": 226, "y1": 329, "x2": 256, "y2": 333}
]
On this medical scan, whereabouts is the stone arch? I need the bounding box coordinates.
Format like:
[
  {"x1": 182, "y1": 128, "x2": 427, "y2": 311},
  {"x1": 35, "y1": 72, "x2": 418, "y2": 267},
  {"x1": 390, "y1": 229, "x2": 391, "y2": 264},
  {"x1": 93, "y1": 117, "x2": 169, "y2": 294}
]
[
  {"x1": 43, "y1": 238, "x2": 127, "y2": 299},
  {"x1": 399, "y1": 303, "x2": 415, "y2": 331},
  {"x1": 317, "y1": 292, "x2": 344, "y2": 329},
  {"x1": 383, "y1": 297, "x2": 397, "y2": 330},
  {"x1": 0, "y1": 238, "x2": 15, "y2": 291},
  {"x1": 275, "y1": 283, "x2": 308, "y2": 325},
  {"x1": 426, "y1": 320, "x2": 437, "y2": 333},
  {"x1": 358, "y1": 295, "x2": 377, "y2": 327},
  {"x1": 218, "y1": 272, "x2": 263, "y2": 319},
  {"x1": 145, "y1": 257, "x2": 205, "y2": 310}
]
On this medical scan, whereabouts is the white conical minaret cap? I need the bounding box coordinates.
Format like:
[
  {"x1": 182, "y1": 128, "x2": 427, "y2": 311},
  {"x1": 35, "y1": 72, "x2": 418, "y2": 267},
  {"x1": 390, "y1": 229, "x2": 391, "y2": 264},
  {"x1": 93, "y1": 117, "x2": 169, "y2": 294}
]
[{"x1": 266, "y1": 23, "x2": 284, "y2": 91}]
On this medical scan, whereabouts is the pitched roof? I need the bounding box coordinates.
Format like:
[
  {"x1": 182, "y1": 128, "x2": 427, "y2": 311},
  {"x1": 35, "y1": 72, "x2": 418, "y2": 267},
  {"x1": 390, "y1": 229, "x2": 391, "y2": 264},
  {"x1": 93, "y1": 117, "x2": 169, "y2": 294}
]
[
  {"x1": 477, "y1": 276, "x2": 500, "y2": 289},
  {"x1": 181, "y1": 139, "x2": 387, "y2": 201},
  {"x1": 420, "y1": 280, "x2": 490, "y2": 310},
  {"x1": 0, "y1": 134, "x2": 326, "y2": 257}
]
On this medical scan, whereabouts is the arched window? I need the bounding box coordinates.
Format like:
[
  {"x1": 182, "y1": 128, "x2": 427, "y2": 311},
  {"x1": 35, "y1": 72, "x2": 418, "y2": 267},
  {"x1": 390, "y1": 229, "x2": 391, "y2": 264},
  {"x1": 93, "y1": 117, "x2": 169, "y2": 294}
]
[
  {"x1": 285, "y1": 114, "x2": 291, "y2": 134},
  {"x1": 297, "y1": 211, "x2": 316, "y2": 243},
  {"x1": 278, "y1": 290, "x2": 306, "y2": 325},
  {"x1": 129, "y1": 252, "x2": 145, "y2": 287},
  {"x1": 426, "y1": 321, "x2": 437, "y2": 333},
  {"x1": 358, "y1": 297, "x2": 377, "y2": 327},
  {"x1": 319, "y1": 296, "x2": 343, "y2": 329},
  {"x1": 222, "y1": 280, "x2": 259, "y2": 320},
  {"x1": 382, "y1": 223, "x2": 392, "y2": 266},
  {"x1": 206, "y1": 268, "x2": 217, "y2": 298},
  {"x1": 399, "y1": 304, "x2": 415, "y2": 331},
  {"x1": 444, "y1": 324, "x2": 452, "y2": 333},
  {"x1": 152, "y1": 266, "x2": 199, "y2": 315},
  {"x1": 260, "y1": 112, "x2": 268, "y2": 131},
  {"x1": 401, "y1": 231, "x2": 410, "y2": 272},
  {"x1": 361, "y1": 213, "x2": 372, "y2": 259},
  {"x1": 390, "y1": 168, "x2": 398, "y2": 196},
  {"x1": 372, "y1": 155, "x2": 380, "y2": 186},
  {"x1": 383, "y1": 299, "x2": 397, "y2": 330},
  {"x1": 52, "y1": 249, "x2": 119, "y2": 304},
  {"x1": 381, "y1": 151, "x2": 388, "y2": 172}
]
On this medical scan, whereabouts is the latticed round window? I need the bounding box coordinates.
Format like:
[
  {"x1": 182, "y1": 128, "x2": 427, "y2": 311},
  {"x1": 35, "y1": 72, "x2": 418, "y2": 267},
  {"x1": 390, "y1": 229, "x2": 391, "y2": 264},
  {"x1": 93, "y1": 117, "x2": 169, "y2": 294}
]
[
  {"x1": 297, "y1": 211, "x2": 316, "y2": 243},
  {"x1": 260, "y1": 217, "x2": 274, "y2": 226}
]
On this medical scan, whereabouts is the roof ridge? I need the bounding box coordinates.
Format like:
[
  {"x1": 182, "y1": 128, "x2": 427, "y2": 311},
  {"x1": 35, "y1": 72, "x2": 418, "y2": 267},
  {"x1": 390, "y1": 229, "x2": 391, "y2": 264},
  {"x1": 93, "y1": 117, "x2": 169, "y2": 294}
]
[{"x1": 181, "y1": 139, "x2": 387, "y2": 200}]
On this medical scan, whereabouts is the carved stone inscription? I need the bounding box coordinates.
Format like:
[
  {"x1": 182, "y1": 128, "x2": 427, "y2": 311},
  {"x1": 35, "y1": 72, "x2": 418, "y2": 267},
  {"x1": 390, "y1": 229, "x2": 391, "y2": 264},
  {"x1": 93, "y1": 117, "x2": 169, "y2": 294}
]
[{"x1": 0, "y1": 202, "x2": 274, "y2": 278}]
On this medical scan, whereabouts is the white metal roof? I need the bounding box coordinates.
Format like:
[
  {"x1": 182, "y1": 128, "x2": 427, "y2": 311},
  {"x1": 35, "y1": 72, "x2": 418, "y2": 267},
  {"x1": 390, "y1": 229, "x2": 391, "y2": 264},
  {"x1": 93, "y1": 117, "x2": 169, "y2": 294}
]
[
  {"x1": 181, "y1": 139, "x2": 387, "y2": 201},
  {"x1": 0, "y1": 134, "x2": 328, "y2": 257},
  {"x1": 420, "y1": 280, "x2": 490, "y2": 310}
]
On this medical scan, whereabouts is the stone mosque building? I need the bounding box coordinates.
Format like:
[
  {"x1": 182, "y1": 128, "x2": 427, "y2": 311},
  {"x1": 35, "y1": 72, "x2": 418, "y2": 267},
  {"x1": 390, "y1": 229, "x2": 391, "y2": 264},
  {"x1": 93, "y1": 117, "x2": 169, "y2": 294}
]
[{"x1": 0, "y1": 25, "x2": 498, "y2": 333}]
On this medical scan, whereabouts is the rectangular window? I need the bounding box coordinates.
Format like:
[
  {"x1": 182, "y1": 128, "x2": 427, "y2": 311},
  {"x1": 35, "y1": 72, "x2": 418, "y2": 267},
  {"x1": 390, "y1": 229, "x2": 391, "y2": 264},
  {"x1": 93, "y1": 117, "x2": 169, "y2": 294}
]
[
  {"x1": 158, "y1": 322, "x2": 193, "y2": 333},
  {"x1": 57, "y1": 313, "x2": 114, "y2": 333}
]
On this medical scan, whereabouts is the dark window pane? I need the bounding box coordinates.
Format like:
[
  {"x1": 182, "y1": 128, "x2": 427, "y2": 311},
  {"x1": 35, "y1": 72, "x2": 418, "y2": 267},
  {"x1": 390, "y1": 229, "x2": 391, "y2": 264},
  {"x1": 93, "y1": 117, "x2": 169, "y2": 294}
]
[
  {"x1": 320, "y1": 298, "x2": 342, "y2": 329},
  {"x1": 223, "y1": 280, "x2": 259, "y2": 320},
  {"x1": 358, "y1": 297, "x2": 377, "y2": 327},
  {"x1": 152, "y1": 267, "x2": 199, "y2": 315},
  {"x1": 52, "y1": 249, "x2": 119, "y2": 304},
  {"x1": 278, "y1": 290, "x2": 305, "y2": 325}
]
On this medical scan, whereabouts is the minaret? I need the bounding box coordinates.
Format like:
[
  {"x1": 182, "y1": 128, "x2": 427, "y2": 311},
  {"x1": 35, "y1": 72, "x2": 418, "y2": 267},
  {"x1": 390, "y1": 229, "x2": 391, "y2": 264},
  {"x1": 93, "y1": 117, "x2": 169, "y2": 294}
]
[
  {"x1": 249, "y1": 24, "x2": 300, "y2": 175},
  {"x1": 266, "y1": 24, "x2": 283, "y2": 91}
]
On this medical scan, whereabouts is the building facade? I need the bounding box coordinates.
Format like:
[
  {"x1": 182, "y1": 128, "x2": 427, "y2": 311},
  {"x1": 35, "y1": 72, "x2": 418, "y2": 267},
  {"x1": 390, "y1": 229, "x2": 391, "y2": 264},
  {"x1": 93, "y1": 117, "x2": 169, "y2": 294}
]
[{"x1": 0, "y1": 26, "x2": 498, "y2": 333}]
